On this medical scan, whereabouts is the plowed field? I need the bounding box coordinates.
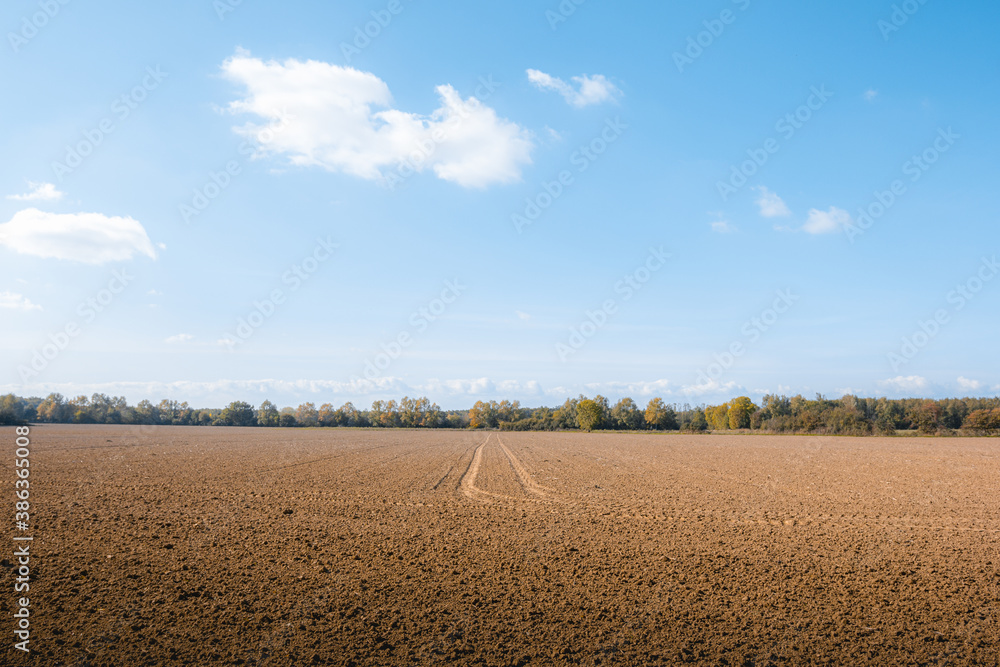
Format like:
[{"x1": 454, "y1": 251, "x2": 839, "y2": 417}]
[{"x1": 3, "y1": 425, "x2": 998, "y2": 666}]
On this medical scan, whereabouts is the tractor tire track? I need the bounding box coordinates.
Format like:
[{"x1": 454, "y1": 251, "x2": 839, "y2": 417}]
[
  {"x1": 458, "y1": 434, "x2": 491, "y2": 500},
  {"x1": 496, "y1": 434, "x2": 555, "y2": 498},
  {"x1": 458, "y1": 434, "x2": 555, "y2": 504},
  {"x1": 432, "y1": 444, "x2": 476, "y2": 491}
]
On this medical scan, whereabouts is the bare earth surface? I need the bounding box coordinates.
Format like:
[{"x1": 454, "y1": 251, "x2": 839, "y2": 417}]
[{"x1": 2, "y1": 425, "x2": 998, "y2": 666}]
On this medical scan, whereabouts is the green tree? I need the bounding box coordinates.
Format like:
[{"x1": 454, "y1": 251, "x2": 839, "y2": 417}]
[
  {"x1": 318, "y1": 403, "x2": 336, "y2": 426},
  {"x1": 551, "y1": 396, "x2": 583, "y2": 430},
  {"x1": 156, "y1": 399, "x2": 181, "y2": 425},
  {"x1": 612, "y1": 397, "x2": 643, "y2": 430},
  {"x1": 496, "y1": 400, "x2": 522, "y2": 425},
  {"x1": 576, "y1": 399, "x2": 604, "y2": 432},
  {"x1": 35, "y1": 393, "x2": 69, "y2": 422},
  {"x1": 469, "y1": 400, "x2": 498, "y2": 429},
  {"x1": 760, "y1": 394, "x2": 792, "y2": 418},
  {"x1": 335, "y1": 402, "x2": 362, "y2": 427},
  {"x1": 295, "y1": 402, "x2": 319, "y2": 427},
  {"x1": 369, "y1": 400, "x2": 399, "y2": 427},
  {"x1": 220, "y1": 401, "x2": 256, "y2": 427},
  {"x1": 369, "y1": 400, "x2": 388, "y2": 427},
  {"x1": 685, "y1": 410, "x2": 709, "y2": 432},
  {"x1": 69, "y1": 395, "x2": 91, "y2": 422},
  {"x1": 399, "y1": 396, "x2": 420, "y2": 428},
  {"x1": 399, "y1": 396, "x2": 443, "y2": 428},
  {"x1": 414, "y1": 397, "x2": 443, "y2": 427},
  {"x1": 257, "y1": 400, "x2": 280, "y2": 427},
  {"x1": 135, "y1": 399, "x2": 161, "y2": 425},
  {"x1": 0, "y1": 394, "x2": 26, "y2": 425}
]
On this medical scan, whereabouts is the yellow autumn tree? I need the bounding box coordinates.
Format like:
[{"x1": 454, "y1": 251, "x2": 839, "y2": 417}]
[
  {"x1": 727, "y1": 396, "x2": 757, "y2": 429},
  {"x1": 705, "y1": 404, "x2": 729, "y2": 430}
]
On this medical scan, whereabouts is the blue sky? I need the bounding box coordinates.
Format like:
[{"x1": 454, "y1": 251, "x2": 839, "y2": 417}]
[{"x1": 1, "y1": 0, "x2": 998, "y2": 409}]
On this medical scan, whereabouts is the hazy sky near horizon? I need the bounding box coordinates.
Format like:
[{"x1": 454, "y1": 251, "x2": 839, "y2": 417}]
[{"x1": 1, "y1": 0, "x2": 998, "y2": 409}]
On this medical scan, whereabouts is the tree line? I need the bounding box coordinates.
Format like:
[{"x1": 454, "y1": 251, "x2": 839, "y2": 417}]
[{"x1": 1, "y1": 392, "x2": 998, "y2": 435}]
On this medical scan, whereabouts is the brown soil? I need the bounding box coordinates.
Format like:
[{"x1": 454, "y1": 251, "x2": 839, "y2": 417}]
[{"x1": 2, "y1": 425, "x2": 998, "y2": 666}]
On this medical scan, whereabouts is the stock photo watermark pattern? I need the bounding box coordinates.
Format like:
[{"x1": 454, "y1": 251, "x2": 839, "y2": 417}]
[
  {"x1": 716, "y1": 86, "x2": 833, "y2": 202},
  {"x1": 878, "y1": 0, "x2": 934, "y2": 41},
  {"x1": 219, "y1": 237, "x2": 339, "y2": 349},
  {"x1": 16, "y1": 270, "x2": 135, "y2": 384},
  {"x1": 844, "y1": 127, "x2": 959, "y2": 242},
  {"x1": 544, "y1": 0, "x2": 588, "y2": 30},
  {"x1": 512, "y1": 117, "x2": 627, "y2": 233},
  {"x1": 887, "y1": 255, "x2": 997, "y2": 372},
  {"x1": 179, "y1": 111, "x2": 291, "y2": 224},
  {"x1": 384, "y1": 76, "x2": 501, "y2": 191},
  {"x1": 7, "y1": 0, "x2": 71, "y2": 53},
  {"x1": 51, "y1": 66, "x2": 168, "y2": 182},
  {"x1": 360, "y1": 279, "x2": 466, "y2": 379},
  {"x1": 339, "y1": 0, "x2": 415, "y2": 63},
  {"x1": 557, "y1": 247, "x2": 669, "y2": 362},
  {"x1": 695, "y1": 289, "x2": 799, "y2": 387},
  {"x1": 673, "y1": 0, "x2": 752, "y2": 73}
]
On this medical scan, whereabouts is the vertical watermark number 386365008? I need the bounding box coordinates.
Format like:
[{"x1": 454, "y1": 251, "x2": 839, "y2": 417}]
[{"x1": 13, "y1": 426, "x2": 33, "y2": 653}]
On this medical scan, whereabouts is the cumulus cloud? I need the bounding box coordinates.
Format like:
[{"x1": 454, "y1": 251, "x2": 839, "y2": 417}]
[
  {"x1": 166, "y1": 334, "x2": 195, "y2": 344},
  {"x1": 0, "y1": 208, "x2": 157, "y2": 264},
  {"x1": 802, "y1": 206, "x2": 852, "y2": 234},
  {"x1": 222, "y1": 51, "x2": 534, "y2": 188},
  {"x1": 584, "y1": 380, "x2": 675, "y2": 398},
  {"x1": 680, "y1": 379, "x2": 741, "y2": 398},
  {"x1": 864, "y1": 89, "x2": 878, "y2": 102},
  {"x1": 754, "y1": 186, "x2": 791, "y2": 218},
  {"x1": 7, "y1": 181, "x2": 65, "y2": 202},
  {"x1": 878, "y1": 375, "x2": 929, "y2": 393},
  {"x1": 418, "y1": 378, "x2": 503, "y2": 396},
  {"x1": 957, "y1": 376, "x2": 983, "y2": 391},
  {"x1": 0, "y1": 291, "x2": 42, "y2": 311},
  {"x1": 526, "y1": 69, "x2": 622, "y2": 108}
]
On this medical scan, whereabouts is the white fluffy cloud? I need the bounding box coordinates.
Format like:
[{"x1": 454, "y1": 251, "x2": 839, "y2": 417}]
[
  {"x1": 957, "y1": 376, "x2": 983, "y2": 391},
  {"x1": 0, "y1": 208, "x2": 157, "y2": 264},
  {"x1": 680, "y1": 379, "x2": 741, "y2": 398},
  {"x1": 584, "y1": 380, "x2": 675, "y2": 397},
  {"x1": 754, "y1": 186, "x2": 791, "y2": 218},
  {"x1": 7, "y1": 182, "x2": 65, "y2": 202},
  {"x1": 526, "y1": 69, "x2": 622, "y2": 108},
  {"x1": 878, "y1": 375, "x2": 929, "y2": 393},
  {"x1": 166, "y1": 334, "x2": 195, "y2": 344},
  {"x1": 0, "y1": 291, "x2": 42, "y2": 311},
  {"x1": 222, "y1": 51, "x2": 534, "y2": 188},
  {"x1": 802, "y1": 206, "x2": 852, "y2": 234}
]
